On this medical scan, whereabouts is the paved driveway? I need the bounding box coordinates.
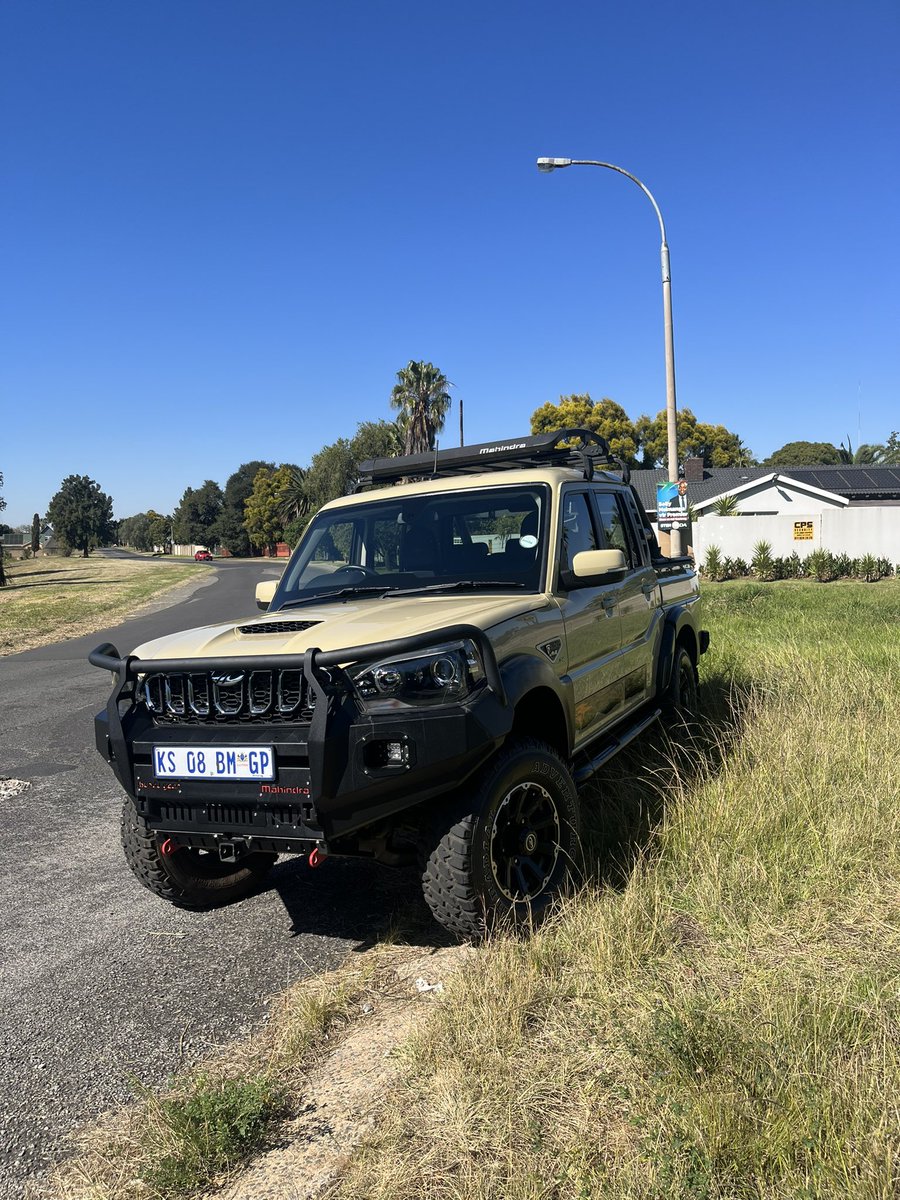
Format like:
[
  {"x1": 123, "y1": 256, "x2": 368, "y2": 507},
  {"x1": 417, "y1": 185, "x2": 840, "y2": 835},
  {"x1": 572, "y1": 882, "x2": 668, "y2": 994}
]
[{"x1": 0, "y1": 558, "x2": 423, "y2": 1196}]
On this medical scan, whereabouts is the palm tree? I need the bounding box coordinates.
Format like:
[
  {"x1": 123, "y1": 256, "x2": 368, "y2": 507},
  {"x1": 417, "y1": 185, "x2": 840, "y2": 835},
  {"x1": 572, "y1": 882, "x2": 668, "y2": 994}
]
[
  {"x1": 278, "y1": 466, "x2": 310, "y2": 525},
  {"x1": 389, "y1": 361, "x2": 452, "y2": 455}
]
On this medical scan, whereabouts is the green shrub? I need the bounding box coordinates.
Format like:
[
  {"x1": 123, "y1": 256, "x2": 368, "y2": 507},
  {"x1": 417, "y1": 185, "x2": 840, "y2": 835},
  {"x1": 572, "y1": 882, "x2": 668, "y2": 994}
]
[
  {"x1": 806, "y1": 549, "x2": 836, "y2": 582},
  {"x1": 832, "y1": 552, "x2": 853, "y2": 578},
  {"x1": 857, "y1": 553, "x2": 880, "y2": 582},
  {"x1": 141, "y1": 1073, "x2": 284, "y2": 1198},
  {"x1": 751, "y1": 539, "x2": 775, "y2": 581},
  {"x1": 722, "y1": 557, "x2": 749, "y2": 579},
  {"x1": 701, "y1": 545, "x2": 725, "y2": 582}
]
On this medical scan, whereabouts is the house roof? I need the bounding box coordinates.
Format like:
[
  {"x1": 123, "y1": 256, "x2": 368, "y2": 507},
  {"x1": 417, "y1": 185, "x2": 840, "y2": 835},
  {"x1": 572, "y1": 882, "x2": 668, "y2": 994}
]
[{"x1": 631, "y1": 464, "x2": 900, "y2": 514}]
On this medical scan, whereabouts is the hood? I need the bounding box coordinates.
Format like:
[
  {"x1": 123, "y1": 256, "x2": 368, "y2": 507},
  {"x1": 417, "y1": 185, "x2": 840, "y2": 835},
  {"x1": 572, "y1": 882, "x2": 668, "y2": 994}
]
[{"x1": 131, "y1": 593, "x2": 548, "y2": 662}]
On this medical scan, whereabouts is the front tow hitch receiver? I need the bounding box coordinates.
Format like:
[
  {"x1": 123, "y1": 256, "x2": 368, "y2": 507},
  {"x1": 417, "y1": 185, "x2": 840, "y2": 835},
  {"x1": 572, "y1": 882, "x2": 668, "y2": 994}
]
[{"x1": 219, "y1": 838, "x2": 251, "y2": 864}]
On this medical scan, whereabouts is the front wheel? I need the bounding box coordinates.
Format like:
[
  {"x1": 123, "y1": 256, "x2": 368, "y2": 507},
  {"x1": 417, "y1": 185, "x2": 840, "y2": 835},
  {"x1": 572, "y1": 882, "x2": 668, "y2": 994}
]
[
  {"x1": 120, "y1": 800, "x2": 277, "y2": 909},
  {"x1": 420, "y1": 738, "x2": 581, "y2": 940}
]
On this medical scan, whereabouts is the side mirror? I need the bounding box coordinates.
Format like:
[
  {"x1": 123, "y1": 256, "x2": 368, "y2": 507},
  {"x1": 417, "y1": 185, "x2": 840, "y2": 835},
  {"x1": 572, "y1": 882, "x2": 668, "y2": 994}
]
[
  {"x1": 255, "y1": 580, "x2": 278, "y2": 610},
  {"x1": 571, "y1": 548, "x2": 627, "y2": 582}
]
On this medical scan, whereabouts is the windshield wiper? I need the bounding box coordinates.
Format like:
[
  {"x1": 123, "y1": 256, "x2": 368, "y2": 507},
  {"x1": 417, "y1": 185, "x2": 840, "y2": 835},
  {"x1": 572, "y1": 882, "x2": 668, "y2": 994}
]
[
  {"x1": 279, "y1": 585, "x2": 392, "y2": 609},
  {"x1": 386, "y1": 580, "x2": 527, "y2": 597}
]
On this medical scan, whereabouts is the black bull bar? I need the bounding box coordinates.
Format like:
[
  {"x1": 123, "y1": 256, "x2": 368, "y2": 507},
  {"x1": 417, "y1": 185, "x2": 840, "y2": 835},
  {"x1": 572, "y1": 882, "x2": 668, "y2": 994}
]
[{"x1": 88, "y1": 626, "x2": 506, "y2": 800}]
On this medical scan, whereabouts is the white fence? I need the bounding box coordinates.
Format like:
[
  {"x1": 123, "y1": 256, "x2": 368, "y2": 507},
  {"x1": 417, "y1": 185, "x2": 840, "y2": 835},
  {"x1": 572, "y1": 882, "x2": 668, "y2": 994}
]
[{"x1": 683, "y1": 507, "x2": 900, "y2": 565}]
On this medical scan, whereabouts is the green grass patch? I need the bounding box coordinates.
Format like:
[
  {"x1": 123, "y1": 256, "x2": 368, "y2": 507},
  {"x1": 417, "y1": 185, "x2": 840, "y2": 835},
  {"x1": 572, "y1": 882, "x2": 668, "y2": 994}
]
[
  {"x1": 0, "y1": 555, "x2": 206, "y2": 655},
  {"x1": 139, "y1": 1074, "x2": 284, "y2": 1199},
  {"x1": 337, "y1": 581, "x2": 900, "y2": 1200}
]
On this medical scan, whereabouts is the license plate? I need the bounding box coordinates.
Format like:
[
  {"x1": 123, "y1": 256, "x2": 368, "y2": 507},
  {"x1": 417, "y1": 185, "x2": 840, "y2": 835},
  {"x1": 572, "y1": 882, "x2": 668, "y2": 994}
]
[{"x1": 153, "y1": 746, "x2": 275, "y2": 781}]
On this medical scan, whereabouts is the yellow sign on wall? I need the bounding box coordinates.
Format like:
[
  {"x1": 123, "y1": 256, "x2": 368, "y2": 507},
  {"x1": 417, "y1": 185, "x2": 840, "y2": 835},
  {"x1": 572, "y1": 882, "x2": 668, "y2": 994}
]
[{"x1": 793, "y1": 521, "x2": 814, "y2": 540}]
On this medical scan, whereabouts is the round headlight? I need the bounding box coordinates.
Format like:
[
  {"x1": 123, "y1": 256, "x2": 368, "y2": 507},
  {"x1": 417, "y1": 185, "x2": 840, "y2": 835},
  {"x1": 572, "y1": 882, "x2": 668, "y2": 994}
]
[{"x1": 431, "y1": 656, "x2": 459, "y2": 687}]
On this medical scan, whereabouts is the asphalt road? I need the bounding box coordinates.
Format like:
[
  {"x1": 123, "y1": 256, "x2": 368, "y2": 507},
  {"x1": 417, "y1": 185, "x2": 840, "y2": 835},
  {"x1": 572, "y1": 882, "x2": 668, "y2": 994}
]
[{"x1": 0, "y1": 557, "x2": 427, "y2": 1196}]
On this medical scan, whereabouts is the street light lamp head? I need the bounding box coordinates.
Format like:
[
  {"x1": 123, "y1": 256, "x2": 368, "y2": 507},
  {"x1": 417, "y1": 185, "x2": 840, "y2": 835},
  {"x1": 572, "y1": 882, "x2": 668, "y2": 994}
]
[{"x1": 536, "y1": 157, "x2": 572, "y2": 172}]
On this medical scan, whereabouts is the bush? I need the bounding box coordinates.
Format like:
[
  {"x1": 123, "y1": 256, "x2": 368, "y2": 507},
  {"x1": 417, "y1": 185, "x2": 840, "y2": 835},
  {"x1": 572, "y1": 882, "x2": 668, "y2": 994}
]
[
  {"x1": 876, "y1": 557, "x2": 894, "y2": 579},
  {"x1": 751, "y1": 539, "x2": 775, "y2": 581},
  {"x1": 832, "y1": 552, "x2": 853, "y2": 579},
  {"x1": 701, "y1": 545, "x2": 725, "y2": 582},
  {"x1": 806, "y1": 549, "x2": 837, "y2": 582},
  {"x1": 857, "y1": 553, "x2": 881, "y2": 582},
  {"x1": 722, "y1": 557, "x2": 749, "y2": 580}
]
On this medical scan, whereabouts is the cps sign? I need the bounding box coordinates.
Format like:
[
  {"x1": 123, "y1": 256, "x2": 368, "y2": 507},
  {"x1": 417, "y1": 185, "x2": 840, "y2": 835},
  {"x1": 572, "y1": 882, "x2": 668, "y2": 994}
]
[{"x1": 793, "y1": 521, "x2": 814, "y2": 541}]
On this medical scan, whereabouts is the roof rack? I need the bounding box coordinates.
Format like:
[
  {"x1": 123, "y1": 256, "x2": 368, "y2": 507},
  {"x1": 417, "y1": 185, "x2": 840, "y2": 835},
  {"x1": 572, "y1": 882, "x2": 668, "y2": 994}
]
[{"x1": 356, "y1": 428, "x2": 629, "y2": 489}]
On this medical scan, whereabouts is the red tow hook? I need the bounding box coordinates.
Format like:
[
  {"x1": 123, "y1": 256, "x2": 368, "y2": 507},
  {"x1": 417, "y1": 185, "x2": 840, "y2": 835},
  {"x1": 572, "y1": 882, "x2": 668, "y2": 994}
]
[
  {"x1": 159, "y1": 837, "x2": 177, "y2": 856},
  {"x1": 308, "y1": 847, "x2": 327, "y2": 869}
]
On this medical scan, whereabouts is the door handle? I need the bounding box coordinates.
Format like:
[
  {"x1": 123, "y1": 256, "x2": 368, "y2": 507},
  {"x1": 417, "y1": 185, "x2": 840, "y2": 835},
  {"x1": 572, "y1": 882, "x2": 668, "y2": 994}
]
[{"x1": 601, "y1": 596, "x2": 617, "y2": 616}]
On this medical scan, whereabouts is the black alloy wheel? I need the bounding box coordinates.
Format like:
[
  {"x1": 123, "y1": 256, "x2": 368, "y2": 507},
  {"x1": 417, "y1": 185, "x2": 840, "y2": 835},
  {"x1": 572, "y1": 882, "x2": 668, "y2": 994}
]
[
  {"x1": 420, "y1": 737, "x2": 581, "y2": 940},
  {"x1": 489, "y1": 780, "x2": 562, "y2": 904}
]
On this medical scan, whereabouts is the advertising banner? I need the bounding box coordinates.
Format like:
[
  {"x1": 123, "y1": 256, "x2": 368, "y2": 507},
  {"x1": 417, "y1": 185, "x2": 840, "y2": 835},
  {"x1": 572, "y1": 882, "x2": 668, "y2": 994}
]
[{"x1": 657, "y1": 479, "x2": 689, "y2": 531}]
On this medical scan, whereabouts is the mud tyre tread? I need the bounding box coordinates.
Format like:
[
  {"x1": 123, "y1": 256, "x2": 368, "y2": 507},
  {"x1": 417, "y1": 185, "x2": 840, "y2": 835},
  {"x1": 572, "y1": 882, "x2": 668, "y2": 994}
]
[
  {"x1": 120, "y1": 799, "x2": 276, "y2": 910},
  {"x1": 420, "y1": 737, "x2": 580, "y2": 940}
]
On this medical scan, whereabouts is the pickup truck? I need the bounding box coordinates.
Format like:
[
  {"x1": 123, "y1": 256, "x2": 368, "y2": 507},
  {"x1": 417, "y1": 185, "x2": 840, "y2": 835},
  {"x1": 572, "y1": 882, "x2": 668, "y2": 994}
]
[{"x1": 90, "y1": 428, "x2": 708, "y2": 938}]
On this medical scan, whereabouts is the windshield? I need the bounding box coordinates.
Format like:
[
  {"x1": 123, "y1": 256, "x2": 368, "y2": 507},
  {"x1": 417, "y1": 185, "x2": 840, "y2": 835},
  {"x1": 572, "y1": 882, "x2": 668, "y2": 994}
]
[{"x1": 272, "y1": 485, "x2": 549, "y2": 608}]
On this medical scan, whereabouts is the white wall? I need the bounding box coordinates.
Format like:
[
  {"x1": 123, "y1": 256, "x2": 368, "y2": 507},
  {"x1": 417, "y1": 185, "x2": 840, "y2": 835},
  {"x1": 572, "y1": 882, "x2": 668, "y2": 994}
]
[{"x1": 688, "y1": 507, "x2": 900, "y2": 564}]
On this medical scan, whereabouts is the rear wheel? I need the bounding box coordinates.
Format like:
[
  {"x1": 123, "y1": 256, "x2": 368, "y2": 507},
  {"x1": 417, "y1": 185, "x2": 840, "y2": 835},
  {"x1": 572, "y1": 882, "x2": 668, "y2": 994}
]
[
  {"x1": 120, "y1": 800, "x2": 277, "y2": 909},
  {"x1": 661, "y1": 644, "x2": 700, "y2": 725},
  {"x1": 420, "y1": 738, "x2": 580, "y2": 940}
]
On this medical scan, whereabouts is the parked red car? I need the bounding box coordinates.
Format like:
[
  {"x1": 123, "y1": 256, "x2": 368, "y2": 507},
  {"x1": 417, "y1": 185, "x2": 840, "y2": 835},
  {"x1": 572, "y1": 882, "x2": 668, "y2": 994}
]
[{"x1": 194, "y1": 550, "x2": 213, "y2": 561}]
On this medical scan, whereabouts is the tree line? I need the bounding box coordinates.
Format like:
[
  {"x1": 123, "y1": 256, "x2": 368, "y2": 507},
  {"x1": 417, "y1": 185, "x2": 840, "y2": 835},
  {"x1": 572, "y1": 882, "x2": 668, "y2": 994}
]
[{"x1": 4, "y1": 361, "x2": 897, "y2": 571}]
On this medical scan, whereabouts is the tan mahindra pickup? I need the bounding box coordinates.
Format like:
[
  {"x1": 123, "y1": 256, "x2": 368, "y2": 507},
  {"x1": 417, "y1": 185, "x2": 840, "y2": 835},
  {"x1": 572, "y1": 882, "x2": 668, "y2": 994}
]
[{"x1": 90, "y1": 428, "x2": 708, "y2": 938}]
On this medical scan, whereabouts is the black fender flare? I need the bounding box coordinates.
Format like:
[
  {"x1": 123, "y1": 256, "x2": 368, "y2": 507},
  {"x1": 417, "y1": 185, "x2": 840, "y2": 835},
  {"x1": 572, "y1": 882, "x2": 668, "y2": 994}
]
[
  {"x1": 655, "y1": 609, "x2": 700, "y2": 696},
  {"x1": 499, "y1": 652, "x2": 574, "y2": 753}
]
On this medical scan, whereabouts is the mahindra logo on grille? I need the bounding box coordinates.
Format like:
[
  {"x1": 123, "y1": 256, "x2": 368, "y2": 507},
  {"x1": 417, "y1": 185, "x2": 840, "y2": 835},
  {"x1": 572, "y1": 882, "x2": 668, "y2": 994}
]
[{"x1": 211, "y1": 673, "x2": 244, "y2": 686}]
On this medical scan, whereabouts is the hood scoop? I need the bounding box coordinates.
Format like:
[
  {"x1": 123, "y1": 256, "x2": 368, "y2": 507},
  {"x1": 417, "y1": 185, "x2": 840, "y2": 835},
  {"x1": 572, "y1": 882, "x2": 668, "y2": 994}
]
[{"x1": 237, "y1": 619, "x2": 321, "y2": 636}]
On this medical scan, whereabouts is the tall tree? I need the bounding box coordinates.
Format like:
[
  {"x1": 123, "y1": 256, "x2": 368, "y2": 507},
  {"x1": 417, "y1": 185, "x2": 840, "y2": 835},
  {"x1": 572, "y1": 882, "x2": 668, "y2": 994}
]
[
  {"x1": 530, "y1": 394, "x2": 639, "y2": 466},
  {"x1": 146, "y1": 510, "x2": 172, "y2": 553},
  {"x1": 764, "y1": 441, "x2": 842, "y2": 467},
  {"x1": 45, "y1": 475, "x2": 115, "y2": 557},
  {"x1": 215, "y1": 460, "x2": 275, "y2": 556},
  {"x1": 118, "y1": 513, "x2": 154, "y2": 552},
  {"x1": 30, "y1": 513, "x2": 41, "y2": 554},
  {"x1": 389, "y1": 361, "x2": 452, "y2": 454},
  {"x1": 635, "y1": 408, "x2": 750, "y2": 468},
  {"x1": 243, "y1": 464, "x2": 297, "y2": 554},
  {"x1": 172, "y1": 480, "x2": 224, "y2": 546}
]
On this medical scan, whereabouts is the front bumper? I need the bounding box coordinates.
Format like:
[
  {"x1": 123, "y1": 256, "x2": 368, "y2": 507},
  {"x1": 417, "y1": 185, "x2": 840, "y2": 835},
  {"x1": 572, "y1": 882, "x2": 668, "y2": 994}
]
[{"x1": 90, "y1": 625, "x2": 511, "y2": 849}]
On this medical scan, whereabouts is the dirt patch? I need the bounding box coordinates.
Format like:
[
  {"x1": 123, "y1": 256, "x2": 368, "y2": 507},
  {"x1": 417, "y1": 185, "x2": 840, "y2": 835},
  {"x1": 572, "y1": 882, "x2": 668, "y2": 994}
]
[{"x1": 208, "y1": 946, "x2": 470, "y2": 1200}]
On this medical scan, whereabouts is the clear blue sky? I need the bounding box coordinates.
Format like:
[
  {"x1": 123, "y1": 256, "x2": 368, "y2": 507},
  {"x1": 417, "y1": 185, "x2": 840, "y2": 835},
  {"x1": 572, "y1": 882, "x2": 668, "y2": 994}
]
[{"x1": 2, "y1": 0, "x2": 898, "y2": 525}]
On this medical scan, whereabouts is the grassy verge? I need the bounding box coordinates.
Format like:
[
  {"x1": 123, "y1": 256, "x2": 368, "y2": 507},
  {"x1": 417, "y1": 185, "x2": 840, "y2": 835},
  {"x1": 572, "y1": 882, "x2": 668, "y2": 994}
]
[
  {"x1": 46, "y1": 948, "x2": 412, "y2": 1200},
  {"x1": 0, "y1": 556, "x2": 206, "y2": 655},
  {"x1": 336, "y1": 581, "x2": 900, "y2": 1200}
]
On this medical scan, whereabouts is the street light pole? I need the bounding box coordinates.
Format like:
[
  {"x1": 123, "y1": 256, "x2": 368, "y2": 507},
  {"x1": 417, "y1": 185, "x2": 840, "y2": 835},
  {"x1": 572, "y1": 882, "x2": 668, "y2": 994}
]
[{"x1": 537, "y1": 157, "x2": 682, "y2": 556}]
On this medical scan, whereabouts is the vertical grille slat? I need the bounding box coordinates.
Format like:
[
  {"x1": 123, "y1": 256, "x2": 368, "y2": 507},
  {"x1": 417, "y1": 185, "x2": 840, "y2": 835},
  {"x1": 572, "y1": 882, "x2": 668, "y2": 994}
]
[{"x1": 141, "y1": 669, "x2": 313, "y2": 724}]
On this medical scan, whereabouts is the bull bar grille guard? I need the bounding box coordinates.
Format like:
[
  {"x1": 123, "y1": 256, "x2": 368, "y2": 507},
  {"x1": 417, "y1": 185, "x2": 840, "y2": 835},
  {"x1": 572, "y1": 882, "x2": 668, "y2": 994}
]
[{"x1": 89, "y1": 625, "x2": 507, "y2": 799}]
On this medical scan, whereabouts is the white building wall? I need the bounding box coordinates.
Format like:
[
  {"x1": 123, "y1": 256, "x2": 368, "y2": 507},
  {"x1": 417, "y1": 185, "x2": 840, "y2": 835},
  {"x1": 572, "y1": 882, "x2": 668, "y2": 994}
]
[{"x1": 688, "y1": 507, "x2": 900, "y2": 564}]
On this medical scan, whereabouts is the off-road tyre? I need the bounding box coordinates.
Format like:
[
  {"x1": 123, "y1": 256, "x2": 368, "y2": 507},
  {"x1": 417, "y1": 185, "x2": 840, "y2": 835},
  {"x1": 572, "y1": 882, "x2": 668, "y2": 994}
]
[
  {"x1": 661, "y1": 643, "x2": 700, "y2": 726},
  {"x1": 419, "y1": 737, "x2": 581, "y2": 940},
  {"x1": 120, "y1": 799, "x2": 277, "y2": 910}
]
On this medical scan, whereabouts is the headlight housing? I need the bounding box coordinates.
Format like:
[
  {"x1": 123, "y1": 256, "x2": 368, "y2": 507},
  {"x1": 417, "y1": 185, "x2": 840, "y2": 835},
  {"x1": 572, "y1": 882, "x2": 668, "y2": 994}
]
[{"x1": 349, "y1": 639, "x2": 486, "y2": 709}]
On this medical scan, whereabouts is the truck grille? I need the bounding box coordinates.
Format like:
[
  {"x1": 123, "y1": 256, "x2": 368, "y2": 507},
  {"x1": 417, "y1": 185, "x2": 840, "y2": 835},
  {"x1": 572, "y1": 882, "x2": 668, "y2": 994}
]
[{"x1": 142, "y1": 669, "x2": 315, "y2": 724}]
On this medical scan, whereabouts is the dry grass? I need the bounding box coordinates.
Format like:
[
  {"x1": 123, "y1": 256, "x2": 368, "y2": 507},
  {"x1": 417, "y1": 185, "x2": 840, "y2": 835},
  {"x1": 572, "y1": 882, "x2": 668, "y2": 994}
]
[
  {"x1": 42, "y1": 947, "x2": 417, "y2": 1200},
  {"x1": 335, "y1": 581, "x2": 900, "y2": 1200},
  {"x1": 0, "y1": 555, "x2": 206, "y2": 655}
]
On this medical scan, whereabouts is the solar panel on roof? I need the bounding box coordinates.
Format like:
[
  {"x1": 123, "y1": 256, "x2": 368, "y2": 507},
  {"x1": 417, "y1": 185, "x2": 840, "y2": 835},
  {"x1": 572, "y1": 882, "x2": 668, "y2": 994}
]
[{"x1": 807, "y1": 470, "x2": 848, "y2": 492}]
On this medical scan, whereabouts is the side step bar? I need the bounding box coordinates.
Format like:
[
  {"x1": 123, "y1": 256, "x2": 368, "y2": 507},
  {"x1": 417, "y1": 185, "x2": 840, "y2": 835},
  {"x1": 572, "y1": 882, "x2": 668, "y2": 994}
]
[{"x1": 573, "y1": 708, "x2": 662, "y2": 785}]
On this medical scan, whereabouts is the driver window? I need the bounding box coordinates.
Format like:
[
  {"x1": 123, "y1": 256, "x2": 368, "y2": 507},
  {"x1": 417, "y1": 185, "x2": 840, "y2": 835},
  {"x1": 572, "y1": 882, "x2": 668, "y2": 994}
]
[
  {"x1": 559, "y1": 493, "x2": 597, "y2": 575},
  {"x1": 593, "y1": 493, "x2": 634, "y2": 568}
]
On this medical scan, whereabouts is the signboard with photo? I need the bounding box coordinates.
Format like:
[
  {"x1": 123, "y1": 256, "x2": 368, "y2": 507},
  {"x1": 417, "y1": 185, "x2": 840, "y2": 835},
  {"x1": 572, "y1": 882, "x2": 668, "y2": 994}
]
[{"x1": 657, "y1": 479, "x2": 689, "y2": 531}]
